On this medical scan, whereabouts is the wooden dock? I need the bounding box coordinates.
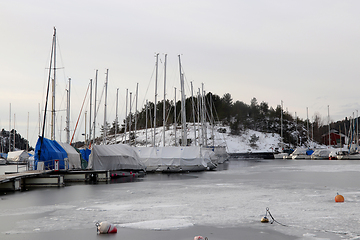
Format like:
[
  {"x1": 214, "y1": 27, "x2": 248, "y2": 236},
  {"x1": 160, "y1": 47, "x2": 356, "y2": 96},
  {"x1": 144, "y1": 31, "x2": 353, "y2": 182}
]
[{"x1": 0, "y1": 169, "x2": 111, "y2": 192}]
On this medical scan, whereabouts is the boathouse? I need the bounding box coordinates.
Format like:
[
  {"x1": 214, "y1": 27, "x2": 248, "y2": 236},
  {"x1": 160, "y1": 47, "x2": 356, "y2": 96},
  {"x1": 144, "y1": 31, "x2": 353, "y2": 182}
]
[{"x1": 321, "y1": 130, "x2": 347, "y2": 146}]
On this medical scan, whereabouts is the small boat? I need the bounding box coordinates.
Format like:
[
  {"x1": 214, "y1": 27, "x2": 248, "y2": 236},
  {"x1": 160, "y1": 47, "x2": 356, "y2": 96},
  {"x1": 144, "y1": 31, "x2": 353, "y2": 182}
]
[
  {"x1": 311, "y1": 149, "x2": 331, "y2": 160},
  {"x1": 290, "y1": 148, "x2": 313, "y2": 160},
  {"x1": 337, "y1": 151, "x2": 360, "y2": 160},
  {"x1": 274, "y1": 148, "x2": 293, "y2": 159}
]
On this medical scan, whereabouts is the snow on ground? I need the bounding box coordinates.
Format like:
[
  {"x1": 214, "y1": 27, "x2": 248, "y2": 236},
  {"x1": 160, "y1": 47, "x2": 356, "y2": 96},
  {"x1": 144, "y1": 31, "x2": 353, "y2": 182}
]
[{"x1": 108, "y1": 123, "x2": 282, "y2": 153}]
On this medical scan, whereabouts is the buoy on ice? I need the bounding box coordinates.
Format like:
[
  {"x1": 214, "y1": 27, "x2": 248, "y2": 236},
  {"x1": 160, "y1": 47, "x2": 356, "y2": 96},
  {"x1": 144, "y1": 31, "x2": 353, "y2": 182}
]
[
  {"x1": 261, "y1": 216, "x2": 269, "y2": 223},
  {"x1": 96, "y1": 221, "x2": 117, "y2": 234},
  {"x1": 335, "y1": 193, "x2": 344, "y2": 202},
  {"x1": 194, "y1": 236, "x2": 208, "y2": 240}
]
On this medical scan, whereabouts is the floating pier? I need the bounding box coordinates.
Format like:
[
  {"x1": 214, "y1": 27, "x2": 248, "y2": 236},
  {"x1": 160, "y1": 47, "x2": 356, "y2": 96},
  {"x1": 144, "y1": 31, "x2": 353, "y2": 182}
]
[{"x1": 0, "y1": 169, "x2": 111, "y2": 192}]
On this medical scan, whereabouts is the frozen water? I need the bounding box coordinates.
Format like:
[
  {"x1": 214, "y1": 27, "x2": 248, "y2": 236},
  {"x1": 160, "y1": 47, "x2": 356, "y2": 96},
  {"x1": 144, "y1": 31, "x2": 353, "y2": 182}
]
[{"x1": 1, "y1": 159, "x2": 360, "y2": 239}]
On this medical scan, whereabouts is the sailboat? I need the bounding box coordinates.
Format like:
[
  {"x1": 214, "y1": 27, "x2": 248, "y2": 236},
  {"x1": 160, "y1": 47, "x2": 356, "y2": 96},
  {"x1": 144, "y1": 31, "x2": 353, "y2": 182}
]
[{"x1": 135, "y1": 54, "x2": 213, "y2": 172}]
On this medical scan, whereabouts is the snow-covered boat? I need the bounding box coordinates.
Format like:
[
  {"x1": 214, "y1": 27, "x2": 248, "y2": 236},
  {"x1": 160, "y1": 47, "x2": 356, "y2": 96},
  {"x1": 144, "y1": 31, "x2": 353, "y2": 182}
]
[
  {"x1": 290, "y1": 148, "x2": 313, "y2": 160},
  {"x1": 136, "y1": 146, "x2": 212, "y2": 172},
  {"x1": 311, "y1": 149, "x2": 331, "y2": 160},
  {"x1": 88, "y1": 144, "x2": 145, "y2": 171}
]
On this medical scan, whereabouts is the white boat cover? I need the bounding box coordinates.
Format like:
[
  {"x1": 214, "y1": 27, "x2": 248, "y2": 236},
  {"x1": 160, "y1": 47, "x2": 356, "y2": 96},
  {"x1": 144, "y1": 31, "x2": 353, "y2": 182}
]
[
  {"x1": 7, "y1": 150, "x2": 29, "y2": 162},
  {"x1": 136, "y1": 146, "x2": 211, "y2": 172},
  {"x1": 88, "y1": 144, "x2": 145, "y2": 171},
  {"x1": 58, "y1": 142, "x2": 81, "y2": 169}
]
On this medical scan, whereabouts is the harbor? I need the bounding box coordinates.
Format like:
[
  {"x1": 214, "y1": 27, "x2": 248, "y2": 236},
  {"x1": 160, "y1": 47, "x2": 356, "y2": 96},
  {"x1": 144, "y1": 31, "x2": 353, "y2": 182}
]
[{"x1": 1, "y1": 159, "x2": 357, "y2": 240}]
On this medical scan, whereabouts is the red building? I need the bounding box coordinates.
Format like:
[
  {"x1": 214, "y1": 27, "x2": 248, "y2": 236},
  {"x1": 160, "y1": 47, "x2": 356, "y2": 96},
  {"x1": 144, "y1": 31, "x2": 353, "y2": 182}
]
[{"x1": 321, "y1": 130, "x2": 347, "y2": 146}]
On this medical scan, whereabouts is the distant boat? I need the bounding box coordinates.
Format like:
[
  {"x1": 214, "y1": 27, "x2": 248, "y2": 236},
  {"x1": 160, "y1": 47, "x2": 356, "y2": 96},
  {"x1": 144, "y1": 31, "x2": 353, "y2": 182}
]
[
  {"x1": 274, "y1": 148, "x2": 293, "y2": 159},
  {"x1": 310, "y1": 149, "x2": 331, "y2": 160},
  {"x1": 290, "y1": 148, "x2": 313, "y2": 160}
]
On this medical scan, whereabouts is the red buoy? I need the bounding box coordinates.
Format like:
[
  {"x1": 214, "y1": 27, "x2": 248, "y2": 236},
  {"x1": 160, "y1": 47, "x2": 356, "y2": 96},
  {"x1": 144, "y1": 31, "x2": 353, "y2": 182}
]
[{"x1": 335, "y1": 193, "x2": 344, "y2": 202}]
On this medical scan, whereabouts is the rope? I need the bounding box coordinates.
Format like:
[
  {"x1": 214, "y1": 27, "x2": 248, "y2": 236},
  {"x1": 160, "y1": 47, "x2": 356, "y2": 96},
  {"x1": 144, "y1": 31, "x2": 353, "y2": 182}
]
[{"x1": 265, "y1": 207, "x2": 287, "y2": 226}]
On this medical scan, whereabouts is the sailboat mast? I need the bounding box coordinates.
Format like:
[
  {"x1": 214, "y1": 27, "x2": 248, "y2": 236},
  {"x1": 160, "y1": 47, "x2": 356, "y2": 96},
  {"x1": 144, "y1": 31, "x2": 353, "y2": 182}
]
[
  {"x1": 306, "y1": 107, "x2": 309, "y2": 146},
  {"x1": 103, "y1": 69, "x2": 108, "y2": 144},
  {"x1": 9, "y1": 103, "x2": 11, "y2": 152},
  {"x1": 66, "y1": 78, "x2": 71, "y2": 144},
  {"x1": 174, "y1": 88, "x2": 177, "y2": 146},
  {"x1": 163, "y1": 54, "x2": 167, "y2": 147},
  {"x1": 198, "y1": 89, "x2": 202, "y2": 146},
  {"x1": 280, "y1": 100, "x2": 283, "y2": 149},
  {"x1": 191, "y1": 82, "x2": 196, "y2": 146},
  {"x1": 89, "y1": 79, "x2": 92, "y2": 145},
  {"x1": 202, "y1": 84, "x2": 207, "y2": 146},
  {"x1": 328, "y1": 105, "x2": 330, "y2": 146},
  {"x1": 135, "y1": 83, "x2": 139, "y2": 146},
  {"x1": 125, "y1": 88, "x2": 128, "y2": 144},
  {"x1": 27, "y1": 112, "x2": 29, "y2": 152},
  {"x1": 145, "y1": 100, "x2": 148, "y2": 147},
  {"x1": 13, "y1": 114, "x2": 15, "y2": 150},
  {"x1": 39, "y1": 27, "x2": 56, "y2": 161},
  {"x1": 51, "y1": 27, "x2": 57, "y2": 141},
  {"x1": 178, "y1": 55, "x2": 187, "y2": 146},
  {"x1": 115, "y1": 88, "x2": 119, "y2": 143},
  {"x1": 129, "y1": 92, "x2": 132, "y2": 138},
  {"x1": 209, "y1": 92, "x2": 214, "y2": 147},
  {"x1": 154, "y1": 53, "x2": 159, "y2": 147},
  {"x1": 93, "y1": 70, "x2": 98, "y2": 145}
]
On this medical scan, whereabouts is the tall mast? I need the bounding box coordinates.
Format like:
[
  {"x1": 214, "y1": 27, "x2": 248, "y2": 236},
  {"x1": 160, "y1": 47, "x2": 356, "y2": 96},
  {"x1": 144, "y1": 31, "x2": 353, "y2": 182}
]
[
  {"x1": 209, "y1": 92, "x2": 214, "y2": 147},
  {"x1": 51, "y1": 27, "x2": 57, "y2": 140},
  {"x1": 39, "y1": 27, "x2": 56, "y2": 160},
  {"x1": 125, "y1": 89, "x2": 128, "y2": 144},
  {"x1": 89, "y1": 79, "x2": 92, "y2": 145},
  {"x1": 197, "y1": 88, "x2": 204, "y2": 145},
  {"x1": 191, "y1": 82, "x2": 196, "y2": 146},
  {"x1": 357, "y1": 110, "x2": 359, "y2": 147},
  {"x1": 13, "y1": 114, "x2": 15, "y2": 150},
  {"x1": 135, "y1": 83, "x2": 139, "y2": 146},
  {"x1": 306, "y1": 107, "x2": 309, "y2": 146},
  {"x1": 281, "y1": 100, "x2": 283, "y2": 149},
  {"x1": 103, "y1": 69, "x2": 108, "y2": 144},
  {"x1": 84, "y1": 111, "x2": 87, "y2": 146},
  {"x1": 38, "y1": 103, "x2": 41, "y2": 136},
  {"x1": 202, "y1": 84, "x2": 207, "y2": 146},
  {"x1": 154, "y1": 53, "x2": 159, "y2": 147},
  {"x1": 115, "y1": 88, "x2": 119, "y2": 144},
  {"x1": 26, "y1": 112, "x2": 29, "y2": 152},
  {"x1": 9, "y1": 103, "x2": 11, "y2": 152},
  {"x1": 92, "y1": 70, "x2": 98, "y2": 145},
  {"x1": 174, "y1": 87, "x2": 177, "y2": 146},
  {"x1": 145, "y1": 100, "x2": 148, "y2": 147},
  {"x1": 129, "y1": 92, "x2": 132, "y2": 140},
  {"x1": 178, "y1": 55, "x2": 186, "y2": 146},
  {"x1": 163, "y1": 54, "x2": 167, "y2": 147},
  {"x1": 66, "y1": 78, "x2": 71, "y2": 144},
  {"x1": 328, "y1": 105, "x2": 330, "y2": 146}
]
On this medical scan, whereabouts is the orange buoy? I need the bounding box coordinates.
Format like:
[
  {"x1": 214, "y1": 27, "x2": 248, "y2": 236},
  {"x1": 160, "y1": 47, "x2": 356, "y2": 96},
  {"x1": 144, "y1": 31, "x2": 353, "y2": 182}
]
[{"x1": 335, "y1": 193, "x2": 344, "y2": 202}]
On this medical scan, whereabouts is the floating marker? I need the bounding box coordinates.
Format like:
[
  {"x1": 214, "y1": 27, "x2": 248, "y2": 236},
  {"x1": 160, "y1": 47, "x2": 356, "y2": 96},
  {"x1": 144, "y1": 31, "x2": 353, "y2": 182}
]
[
  {"x1": 96, "y1": 221, "x2": 117, "y2": 234},
  {"x1": 335, "y1": 193, "x2": 344, "y2": 202},
  {"x1": 261, "y1": 216, "x2": 269, "y2": 223}
]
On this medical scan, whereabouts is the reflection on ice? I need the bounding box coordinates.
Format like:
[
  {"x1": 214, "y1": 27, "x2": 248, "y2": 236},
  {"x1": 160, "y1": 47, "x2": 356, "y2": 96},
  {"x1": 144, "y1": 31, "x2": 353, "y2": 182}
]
[{"x1": 1, "y1": 160, "x2": 360, "y2": 239}]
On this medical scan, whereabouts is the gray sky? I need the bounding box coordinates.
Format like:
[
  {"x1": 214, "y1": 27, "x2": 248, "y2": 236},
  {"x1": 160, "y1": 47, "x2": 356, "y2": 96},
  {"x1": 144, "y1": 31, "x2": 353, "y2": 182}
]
[{"x1": 1, "y1": 0, "x2": 360, "y2": 147}]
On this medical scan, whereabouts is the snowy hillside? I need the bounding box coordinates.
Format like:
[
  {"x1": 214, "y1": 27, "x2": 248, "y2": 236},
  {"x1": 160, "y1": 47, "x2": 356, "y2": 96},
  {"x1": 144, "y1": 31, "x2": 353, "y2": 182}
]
[{"x1": 104, "y1": 123, "x2": 282, "y2": 154}]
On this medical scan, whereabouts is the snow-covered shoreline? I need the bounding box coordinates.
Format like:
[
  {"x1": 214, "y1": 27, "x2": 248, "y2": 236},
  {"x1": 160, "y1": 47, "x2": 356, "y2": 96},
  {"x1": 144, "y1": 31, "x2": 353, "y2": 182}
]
[{"x1": 105, "y1": 123, "x2": 283, "y2": 154}]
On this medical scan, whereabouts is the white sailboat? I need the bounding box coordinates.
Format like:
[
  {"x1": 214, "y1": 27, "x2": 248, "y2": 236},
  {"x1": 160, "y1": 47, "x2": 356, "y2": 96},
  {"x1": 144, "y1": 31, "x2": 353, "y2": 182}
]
[{"x1": 136, "y1": 54, "x2": 213, "y2": 172}]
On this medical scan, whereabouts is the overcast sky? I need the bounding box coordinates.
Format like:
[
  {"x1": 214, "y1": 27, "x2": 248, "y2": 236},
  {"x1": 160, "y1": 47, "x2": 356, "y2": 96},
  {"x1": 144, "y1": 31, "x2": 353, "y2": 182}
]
[{"x1": 1, "y1": 0, "x2": 360, "y2": 147}]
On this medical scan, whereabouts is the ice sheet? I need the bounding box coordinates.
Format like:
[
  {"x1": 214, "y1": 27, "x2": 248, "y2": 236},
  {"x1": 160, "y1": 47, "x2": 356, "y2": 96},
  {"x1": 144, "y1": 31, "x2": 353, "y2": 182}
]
[{"x1": 1, "y1": 160, "x2": 360, "y2": 239}]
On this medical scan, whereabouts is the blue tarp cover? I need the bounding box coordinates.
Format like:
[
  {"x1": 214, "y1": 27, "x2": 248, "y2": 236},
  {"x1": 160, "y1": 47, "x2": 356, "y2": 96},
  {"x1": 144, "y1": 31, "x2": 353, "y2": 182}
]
[
  {"x1": 79, "y1": 148, "x2": 91, "y2": 162},
  {"x1": 34, "y1": 137, "x2": 68, "y2": 170}
]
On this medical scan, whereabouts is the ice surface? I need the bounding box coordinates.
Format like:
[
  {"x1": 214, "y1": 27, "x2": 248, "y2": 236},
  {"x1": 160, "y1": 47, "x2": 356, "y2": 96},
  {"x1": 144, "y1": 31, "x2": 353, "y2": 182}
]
[{"x1": 1, "y1": 160, "x2": 360, "y2": 239}]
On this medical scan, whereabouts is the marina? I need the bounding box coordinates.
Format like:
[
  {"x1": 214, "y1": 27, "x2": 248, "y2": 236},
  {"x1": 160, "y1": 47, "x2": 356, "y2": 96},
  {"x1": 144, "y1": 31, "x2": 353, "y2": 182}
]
[{"x1": 1, "y1": 159, "x2": 359, "y2": 240}]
